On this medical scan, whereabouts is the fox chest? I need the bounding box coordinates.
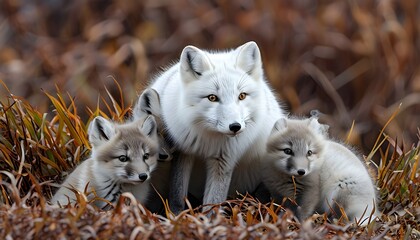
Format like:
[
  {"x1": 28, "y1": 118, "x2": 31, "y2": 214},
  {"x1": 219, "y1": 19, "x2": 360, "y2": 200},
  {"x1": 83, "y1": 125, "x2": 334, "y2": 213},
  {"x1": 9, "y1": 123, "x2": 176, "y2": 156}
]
[{"x1": 179, "y1": 132, "x2": 254, "y2": 161}]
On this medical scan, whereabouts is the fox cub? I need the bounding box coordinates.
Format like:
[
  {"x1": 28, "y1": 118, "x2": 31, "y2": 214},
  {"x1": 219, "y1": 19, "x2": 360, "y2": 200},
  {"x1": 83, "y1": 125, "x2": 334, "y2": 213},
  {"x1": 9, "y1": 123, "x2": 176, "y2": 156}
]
[
  {"x1": 132, "y1": 87, "x2": 173, "y2": 213},
  {"x1": 263, "y1": 117, "x2": 378, "y2": 225},
  {"x1": 51, "y1": 115, "x2": 159, "y2": 209}
]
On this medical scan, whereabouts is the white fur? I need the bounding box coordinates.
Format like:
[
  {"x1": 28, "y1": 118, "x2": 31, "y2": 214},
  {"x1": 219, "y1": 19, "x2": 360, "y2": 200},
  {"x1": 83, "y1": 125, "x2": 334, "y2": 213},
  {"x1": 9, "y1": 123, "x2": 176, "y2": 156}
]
[
  {"x1": 263, "y1": 117, "x2": 378, "y2": 225},
  {"x1": 320, "y1": 141, "x2": 378, "y2": 224},
  {"x1": 51, "y1": 116, "x2": 159, "y2": 209},
  {"x1": 149, "y1": 41, "x2": 284, "y2": 213}
]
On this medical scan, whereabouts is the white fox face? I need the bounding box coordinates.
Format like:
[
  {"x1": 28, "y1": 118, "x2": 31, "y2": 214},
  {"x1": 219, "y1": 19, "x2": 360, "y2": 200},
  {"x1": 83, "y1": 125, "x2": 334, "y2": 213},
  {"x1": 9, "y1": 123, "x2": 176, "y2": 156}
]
[
  {"x1": 266, "y1": 117, "x2": 328, "y2": 177},
  {"x1": 88, "y1": 116, "x2": 159, "y2": 184},
  {"x1": 179, "y1": 41, "x2": 264, "y2": 136}
]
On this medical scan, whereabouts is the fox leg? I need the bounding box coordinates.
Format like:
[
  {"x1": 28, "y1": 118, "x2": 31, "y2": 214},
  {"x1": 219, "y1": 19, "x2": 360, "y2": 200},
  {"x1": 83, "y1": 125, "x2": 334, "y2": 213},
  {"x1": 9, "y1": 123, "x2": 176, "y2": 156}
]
[
  {"x1": 203, "y1": 156, "x2": 235, "y2": 210},
  {"x1": 169, "y1": 153, "x2": 194, "y2": 214},
  {"x1": 296, "y1": 190, "x2": 319, "y2": 221}
]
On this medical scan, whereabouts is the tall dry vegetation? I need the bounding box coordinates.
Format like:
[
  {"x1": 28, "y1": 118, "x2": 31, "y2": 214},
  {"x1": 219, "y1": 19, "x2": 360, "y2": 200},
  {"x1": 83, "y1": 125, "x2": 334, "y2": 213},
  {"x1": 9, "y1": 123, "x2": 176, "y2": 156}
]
[
  {"x1": 0, "y1": 83, "x2": 418, "y2": 238},
  {"x1": 0, "y1": 0, "x2": 419, "y2": 239}
]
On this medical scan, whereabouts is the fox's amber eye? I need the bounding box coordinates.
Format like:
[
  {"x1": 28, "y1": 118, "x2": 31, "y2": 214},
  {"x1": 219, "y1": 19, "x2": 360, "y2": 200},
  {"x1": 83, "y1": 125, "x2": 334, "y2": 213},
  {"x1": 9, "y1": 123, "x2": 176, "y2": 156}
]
[
  {"x1": 238, "y1": 92, "x2": 247, "y2": 100},
  {"x1": 307, "y1": 150, "x2": 313, "y2": 156},
  {"x1": 143, "y1": 153, "x2": 149, "y2": 160},
  {"x1": 283, "y1": 148, "x2": 293, "y2": 155},
  {"x1": 207, "y1": 94, "x2": 218, "y2": 102},
  {"x1": 118, "y1": 155, "x2": 129, "y2": 162}
]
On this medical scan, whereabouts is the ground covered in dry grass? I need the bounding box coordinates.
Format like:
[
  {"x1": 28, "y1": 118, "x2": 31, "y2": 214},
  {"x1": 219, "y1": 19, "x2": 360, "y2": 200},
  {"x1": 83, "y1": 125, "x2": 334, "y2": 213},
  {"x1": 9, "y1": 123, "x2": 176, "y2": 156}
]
[
  {"x1": 0, "y1": 0, "x2": 419, "y2": 239},
  {"x1": 2, "y1": 193, "x2": 417, "y2": 239},
  {"x1": 0, "y1": 86, "x2": 419, "y2": 239}
]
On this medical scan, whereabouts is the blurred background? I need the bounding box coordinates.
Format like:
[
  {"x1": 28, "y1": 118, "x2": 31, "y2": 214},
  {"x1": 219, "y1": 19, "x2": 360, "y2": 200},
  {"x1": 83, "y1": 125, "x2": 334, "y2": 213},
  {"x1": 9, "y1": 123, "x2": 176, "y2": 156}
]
[{"x1": 0, "y1": 0, "x2": 419, "y2": 154}]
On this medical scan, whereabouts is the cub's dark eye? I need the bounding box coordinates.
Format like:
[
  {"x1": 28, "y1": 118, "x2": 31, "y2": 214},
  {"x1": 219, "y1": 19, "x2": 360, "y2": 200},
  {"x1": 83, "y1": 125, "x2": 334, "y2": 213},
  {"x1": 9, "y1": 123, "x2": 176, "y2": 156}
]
[
  {"x1": 143, "y1": 153, "x2": 149, "y2": 160},
  {"x1": 207, "y1": 94, "x2": 218, "y2": 102},
  {"x1": 307, "y1": 150, "x2": 313, "y2": 156},
  {"x1": 238, "y1": 92, "x2": 247, "y2": 100},
  {"x1": 283, "y1": 148, "x2": 293, "y2": 155},
  {"x1": 118, "y1": 155, "x2": 129, "y2": 162}
]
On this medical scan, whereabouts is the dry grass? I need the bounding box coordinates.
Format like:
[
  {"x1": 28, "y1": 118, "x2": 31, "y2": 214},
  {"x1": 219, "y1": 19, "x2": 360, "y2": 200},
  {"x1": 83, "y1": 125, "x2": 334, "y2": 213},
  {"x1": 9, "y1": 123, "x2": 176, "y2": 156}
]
[
  {"x1": 0, "y1": 0, "x2": 419, "y2": 238},
  {"x1": 0, "y1": 83, "x2": 419, "y2": 239},
  {"x1": 0, "y1": 80, "x2": 129, "y2": 204}
]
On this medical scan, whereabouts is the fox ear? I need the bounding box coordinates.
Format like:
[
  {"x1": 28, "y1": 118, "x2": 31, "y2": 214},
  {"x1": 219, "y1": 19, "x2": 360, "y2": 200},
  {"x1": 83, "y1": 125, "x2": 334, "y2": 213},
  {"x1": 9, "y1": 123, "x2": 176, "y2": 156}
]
[
  {"x1": 180, "y1": 45, "x2": 212, "y2": 83},
  {"x1": 271, "y1": 118, "x2": 288, "y2": 136},
  {"x1": 235, "y1": 41, "x2": 262, "y2": 79},
  {"x1": 308, "y1": 117, "x2": 329, "y2": 137},
  {"x1": 88, "y1": 116, "x2": 115, "y2": 147},
  {"x1": 141, "y1": 115, "x2": 158, "y2": 140},
  {"x1": 133, "y1": 88, "x2": 161, "y2": 119}
]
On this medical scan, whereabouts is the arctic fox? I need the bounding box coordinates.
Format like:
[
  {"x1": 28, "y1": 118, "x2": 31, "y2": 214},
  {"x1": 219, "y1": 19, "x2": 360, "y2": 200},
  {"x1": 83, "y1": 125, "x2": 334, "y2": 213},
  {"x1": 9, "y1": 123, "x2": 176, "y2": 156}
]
[
  {"x1": 132, "y1": 88, "x2": 173, "y2": 212},
  {"x1": 263, "y1": 117, "x2": 378, "y2": 225},
  {"x1": 132, "y1": 88, "x2": 172, "y2": 162},
  {"x1": 51, "y1": 115, "x2": 159, "y2": 209},
  {"x1": 148, "y1": 41, "x2": 284, "y2": 213}
]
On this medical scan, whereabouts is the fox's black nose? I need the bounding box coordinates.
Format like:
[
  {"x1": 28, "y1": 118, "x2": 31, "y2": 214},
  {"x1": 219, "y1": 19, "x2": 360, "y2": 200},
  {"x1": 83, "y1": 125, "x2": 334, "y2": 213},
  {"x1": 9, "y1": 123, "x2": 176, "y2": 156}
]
[
  {"x1": 229, "y1": 122, "x2": 241, "y2": 133},
  {"x1": 297, "y1": 169, "x2": 306, "y2": 176},
  {"x1": 138, "y1": 173, "x2": 148, "y2": 182}
]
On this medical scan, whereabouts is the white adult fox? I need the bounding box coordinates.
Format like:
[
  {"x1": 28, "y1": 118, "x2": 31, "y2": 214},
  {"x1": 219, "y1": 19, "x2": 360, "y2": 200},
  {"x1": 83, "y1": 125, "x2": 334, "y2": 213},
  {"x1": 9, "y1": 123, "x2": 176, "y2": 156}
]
[
  {"x1": 263, "y1": 117, "x2": 378, "y2": 225},
  {"x1": 148, "y1": 41, "x2": 284, "y2": 213},
  {"x1": 51, "y1": 115, "x2": 159, "y2": 209}
]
